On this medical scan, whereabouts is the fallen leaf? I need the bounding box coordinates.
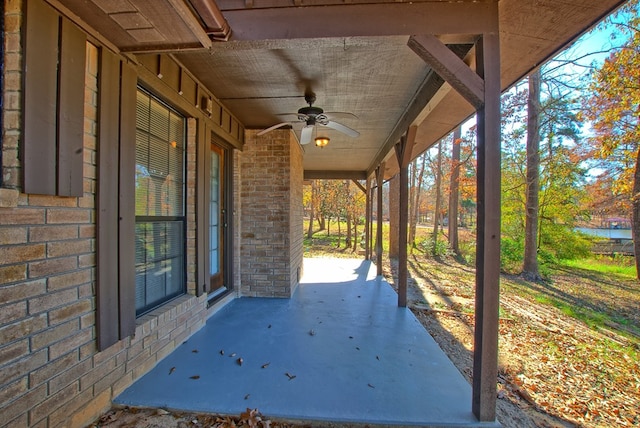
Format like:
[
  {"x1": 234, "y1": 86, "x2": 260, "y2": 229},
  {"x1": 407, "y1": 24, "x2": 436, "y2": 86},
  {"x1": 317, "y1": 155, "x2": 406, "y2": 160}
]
[
  {"x1": 169, "y1": 367, "x2": 175, "y2": 375},
  {"x1": 285, "y1": 372, "x2": 296, "y2": 380},
  {"x1": 376, "y1": 355, "x2": 380, "y2": 360},
  {"x1": 309, "y1": 329, "x2": 316, "y2": 336},
  {"x1": 192, "y1": 349, "x2": 198, "y2": 353},
  {"x1": 368, "y1": 383, "x2": 375, "y2": 388},
  {"x1": 219, "y1": 349, "x2": 224, "y2": 356},
  {"x1": 244, "y1": 394, "x2": 250, "y2": 400},
  {"x1": 268, "y1": 324, "x2": 272, "y2": 329},
  {"x1": 237, "y1": 357, "x2": 243, "y2": 366},
  {"x1": 261, "y1": 362, "x2": 270, "y2": 369},
  {"x1": 189, "y1": 375, "x2": 200, "y2": 380},
  {"x1": 230, "y1": 352, "x2": 237, "y2": 357},
  {"x1": 356, "y1": 347, "x2": 360, "y2": 350}
]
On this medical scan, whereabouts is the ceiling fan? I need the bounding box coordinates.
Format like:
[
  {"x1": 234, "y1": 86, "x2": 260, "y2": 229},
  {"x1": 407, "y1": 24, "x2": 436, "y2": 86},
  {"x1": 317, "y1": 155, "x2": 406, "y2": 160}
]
[{"x1": 257, "y1": 92, "x2": 360, "y2": 145}]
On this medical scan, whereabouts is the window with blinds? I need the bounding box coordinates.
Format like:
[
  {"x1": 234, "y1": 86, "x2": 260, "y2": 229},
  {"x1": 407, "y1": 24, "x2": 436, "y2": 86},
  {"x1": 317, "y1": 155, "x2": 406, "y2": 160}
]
[{"x1": 135, "y1": 89, "x2": 186, "y2": 316}]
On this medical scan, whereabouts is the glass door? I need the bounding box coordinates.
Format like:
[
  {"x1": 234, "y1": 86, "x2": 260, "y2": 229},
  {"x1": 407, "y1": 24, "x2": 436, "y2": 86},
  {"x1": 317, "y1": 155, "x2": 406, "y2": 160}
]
[{"x1": 208, "y1": 144, "x2": 225, "y2": 294}]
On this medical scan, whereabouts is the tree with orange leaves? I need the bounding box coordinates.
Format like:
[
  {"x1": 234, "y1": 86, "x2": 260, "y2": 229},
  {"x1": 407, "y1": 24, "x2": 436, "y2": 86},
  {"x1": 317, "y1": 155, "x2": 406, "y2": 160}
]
[{"x1": 582, "y1": 0, "x2": 640, "y2": 279}]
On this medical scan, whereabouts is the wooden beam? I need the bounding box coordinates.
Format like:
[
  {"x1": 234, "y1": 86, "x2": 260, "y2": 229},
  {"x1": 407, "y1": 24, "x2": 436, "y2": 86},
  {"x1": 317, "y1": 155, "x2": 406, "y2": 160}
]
[
  {"x1": 472, "y1": 31, "x2": 501, "y2": 423},
  {"x1": 368, "y1": 69, "x2": 443, "y2": 177},
  {"x1": 408, "y1": 35, "x2": 484, "y2": 110},
  {"x1": 166, "y1": 0, "x2": 213, "y2": 48},
  {"x1": 375, "y1": 163, "x2": 385, "y2": 276},
  {"x1": 365, "y1": 177, "x2": 372, "y2": 260},
  {"x1": 394, "y1": 126, "x2": 417, "y2": 308},
  {"x1": 304, "y1": 170, "x2": 367, "y2": 180},
  {"x1": 222, "y1": 2, "x2": 498, "y2": 40},
  {"x1": 352, "y1": 179, "x2": 366, "y2": 194}
]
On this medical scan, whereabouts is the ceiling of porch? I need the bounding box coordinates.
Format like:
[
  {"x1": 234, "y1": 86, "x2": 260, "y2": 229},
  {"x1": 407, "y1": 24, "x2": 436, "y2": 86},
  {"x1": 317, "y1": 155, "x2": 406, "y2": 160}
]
[{"x1": 57, "y1": 0, "x2": 625, "y2": 179}]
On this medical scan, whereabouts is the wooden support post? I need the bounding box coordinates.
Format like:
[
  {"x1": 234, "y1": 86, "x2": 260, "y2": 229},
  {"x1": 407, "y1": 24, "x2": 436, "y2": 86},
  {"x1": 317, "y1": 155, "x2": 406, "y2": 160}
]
[
  {"x1": 369, "y1": 183, "x2": 375, "y2": 262},
  {"x1": 365, "y1": 177, "x2": 372, "y2": 260},
  {"x1": 394, "y1": 126, "x2": 417, "y2": 308},
  {"x1": 472, "y1": 30, "x2": 501, "y2": 423},
  {"x1": 375, "y1": 164, "x2": 384, "y2": 276}
]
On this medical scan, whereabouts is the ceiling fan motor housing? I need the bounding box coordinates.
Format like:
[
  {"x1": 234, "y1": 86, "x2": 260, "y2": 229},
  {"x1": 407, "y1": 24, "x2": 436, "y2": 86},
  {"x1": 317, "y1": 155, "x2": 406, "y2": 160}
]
[{"x1": 298, "y1": 106, "x2": 324, "y2": 117}]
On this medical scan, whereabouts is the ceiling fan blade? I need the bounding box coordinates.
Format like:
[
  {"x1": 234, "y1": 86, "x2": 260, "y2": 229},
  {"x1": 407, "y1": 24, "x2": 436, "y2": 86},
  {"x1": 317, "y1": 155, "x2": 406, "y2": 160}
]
[
  {"x1": 323, "y1": 121, "x2": 360, "y2": 138},
  {"x1": 324, "y1": 112, "x2": 359, "y2": 120},
  {"x1": 300, "y1": 125, "x2": 314, "y2": 145},
  {"x1": 257, "y1": 122, "x2": 291, "y2": 136}
]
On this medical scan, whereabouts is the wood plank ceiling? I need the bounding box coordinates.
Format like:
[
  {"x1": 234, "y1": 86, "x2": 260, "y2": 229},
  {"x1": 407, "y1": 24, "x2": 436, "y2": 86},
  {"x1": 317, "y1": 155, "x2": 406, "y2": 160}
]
[{"x1": 56, "y1": 0, "x2": 626, "y2": 179}]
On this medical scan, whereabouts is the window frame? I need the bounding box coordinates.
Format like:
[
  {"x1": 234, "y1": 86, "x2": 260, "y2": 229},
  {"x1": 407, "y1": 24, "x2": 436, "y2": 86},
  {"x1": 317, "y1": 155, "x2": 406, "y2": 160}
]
[{"x1": 134, "y1": 87, "x2": 188, "y2": 317}]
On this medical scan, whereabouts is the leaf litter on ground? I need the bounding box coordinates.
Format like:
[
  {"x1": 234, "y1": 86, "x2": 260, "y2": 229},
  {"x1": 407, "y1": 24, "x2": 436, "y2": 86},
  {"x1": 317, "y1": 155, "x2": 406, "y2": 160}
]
[{"x1": 387, "y1": 254, "x2": 639, "y2": 427}]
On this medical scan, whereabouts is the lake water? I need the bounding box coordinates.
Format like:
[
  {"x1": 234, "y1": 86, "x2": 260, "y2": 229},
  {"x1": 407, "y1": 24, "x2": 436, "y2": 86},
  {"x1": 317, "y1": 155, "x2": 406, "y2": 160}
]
[{"x1": 576, "y1": 227, "x2": 632, "y2": 240}]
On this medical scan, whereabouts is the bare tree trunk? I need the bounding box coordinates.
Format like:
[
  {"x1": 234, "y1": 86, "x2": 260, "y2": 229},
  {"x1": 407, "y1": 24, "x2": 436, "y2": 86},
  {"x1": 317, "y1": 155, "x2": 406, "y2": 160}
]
[
  {"x1": 633, "y1": 148, "x2": 640, "y2": 280},
  {"x1": 408, "y1": 159, "x2": 417, "y2": 252},
  {"x1": 409, "y1": 155, "x2": 426, "y2": 250},
  {"x1": 449, "y1": 127, "x2": 461, "y2": 255},
  {"x1": 352, "y1": 218, "x2": 359, "y2": 253},
  {"x1": 432, "y1": 140, "x2": 443, "y2": 254},
  {"x1": 346, "y1": 214, "x2": 352, "y2": 248},
  {"x1": 523, "y1": 69, "x2": 542, "y2": 280},
  {"x1": 389, "y1": 175, "x2": 400, "y2": 258},
  {"x1": 307, "y1": 180, "x2": 316, "y2": 239}
]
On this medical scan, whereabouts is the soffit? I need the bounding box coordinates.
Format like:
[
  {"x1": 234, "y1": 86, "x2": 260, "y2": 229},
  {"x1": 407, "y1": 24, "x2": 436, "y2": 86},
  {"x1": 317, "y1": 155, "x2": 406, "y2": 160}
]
[{"x1": 52, "y1": 0, "x2": 625, "y2": 179}]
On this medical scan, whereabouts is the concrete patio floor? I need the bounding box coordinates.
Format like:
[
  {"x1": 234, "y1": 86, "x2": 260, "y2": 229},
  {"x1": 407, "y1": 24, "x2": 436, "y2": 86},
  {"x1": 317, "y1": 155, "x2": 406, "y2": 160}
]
[{"x1": 115, "y1": 258, "x2": 498, "y2": 427}]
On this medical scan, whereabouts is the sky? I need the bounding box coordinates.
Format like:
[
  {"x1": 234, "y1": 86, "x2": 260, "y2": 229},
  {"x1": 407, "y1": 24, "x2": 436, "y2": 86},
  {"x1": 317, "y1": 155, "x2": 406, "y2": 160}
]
[{"x1": 454, "y1": 8, "x2": 632, "y2": 145}]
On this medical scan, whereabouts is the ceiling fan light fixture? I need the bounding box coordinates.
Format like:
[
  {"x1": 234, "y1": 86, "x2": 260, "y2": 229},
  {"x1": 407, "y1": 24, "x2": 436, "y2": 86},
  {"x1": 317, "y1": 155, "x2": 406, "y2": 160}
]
[{"x1": 315, "y1": 136, "x2": 330, "y2": 148}]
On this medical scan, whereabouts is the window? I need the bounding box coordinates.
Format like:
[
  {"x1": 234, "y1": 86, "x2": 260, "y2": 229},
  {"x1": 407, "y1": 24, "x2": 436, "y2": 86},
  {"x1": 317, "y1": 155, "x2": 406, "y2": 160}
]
[{"x1": 134, "y1": 89, "x2": 186, "y2": 315}]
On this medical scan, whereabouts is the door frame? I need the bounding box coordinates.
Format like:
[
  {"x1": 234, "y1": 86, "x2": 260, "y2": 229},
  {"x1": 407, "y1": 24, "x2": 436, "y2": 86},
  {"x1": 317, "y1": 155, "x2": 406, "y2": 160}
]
[{"x1": 200, "y1": 128, "x2": 234, "y2": 303}]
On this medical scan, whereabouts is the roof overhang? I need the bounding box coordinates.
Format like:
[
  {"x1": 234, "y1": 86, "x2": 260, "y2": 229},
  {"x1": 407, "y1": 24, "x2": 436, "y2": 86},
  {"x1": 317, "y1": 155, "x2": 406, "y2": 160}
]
[{"x1": 53, "y1": 0, "x2": 626, "y2": 180}]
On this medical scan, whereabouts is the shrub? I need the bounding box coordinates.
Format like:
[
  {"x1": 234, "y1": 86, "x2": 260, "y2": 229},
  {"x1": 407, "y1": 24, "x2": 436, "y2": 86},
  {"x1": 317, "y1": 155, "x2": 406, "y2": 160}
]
[{"x1": 417, "y1": 237, "x2": 453, "y2": 257}]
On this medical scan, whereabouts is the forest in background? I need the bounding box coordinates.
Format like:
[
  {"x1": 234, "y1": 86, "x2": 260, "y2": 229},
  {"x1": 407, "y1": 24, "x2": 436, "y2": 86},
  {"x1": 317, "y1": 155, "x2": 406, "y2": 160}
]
[{"x1": 303, "y1": 0, "x2": 640, "y2": 280}]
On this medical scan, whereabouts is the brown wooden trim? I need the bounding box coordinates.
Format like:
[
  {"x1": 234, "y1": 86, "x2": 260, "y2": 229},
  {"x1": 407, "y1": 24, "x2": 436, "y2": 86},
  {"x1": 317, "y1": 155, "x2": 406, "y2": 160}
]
[
  {"x1": 375, "y1": 163, "x2": 384, "y2": 276},
  {"x1": 304, "y1": 170, "x2": 367, "y2": 180},
  {"x1": 472, "y1": 32, "x2": 501, "y2": 423},
  {"x1": 118, "y1": 61, "x2": 138, "y2": 339},
  {"x1": 408, "y1": 35, "x2": 484, "y2": 110},
  {"x1": 135, "y1": 64, "x2": 244, "y2": 151},
  {"x1": 23, "y1": 0, "x2": 58, "y2": 195},
  {"x1": 57, "y1": 18, "x2": 86, "y2": 197},
  {"x1": 196, "y1": 120, "x2": 208, "y2": 296},
  {"x1": 394, "y1": 127, "x2": 416, "y2": 308},
  {"x1": 166, "y1": 0, "x2": 214, "y2": 49},
  {"x1": 351, "y1": 180, "x2": 366, "y2": 194},
  {"x1": 223, "y1": 2, "x2": 498, "y2": 40},
  {"x1": 96, "y1": 48, "x2": 121, "y2": 351},
  {"x1": 365, "y1": 177, "x2": 371, "y2": 260}
]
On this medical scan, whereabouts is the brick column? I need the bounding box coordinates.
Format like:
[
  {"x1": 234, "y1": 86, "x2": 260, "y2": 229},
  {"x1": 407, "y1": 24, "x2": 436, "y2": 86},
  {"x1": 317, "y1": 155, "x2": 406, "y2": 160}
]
[{"x1": 240, "y1": 130, "x2": 303, "y2": 298}]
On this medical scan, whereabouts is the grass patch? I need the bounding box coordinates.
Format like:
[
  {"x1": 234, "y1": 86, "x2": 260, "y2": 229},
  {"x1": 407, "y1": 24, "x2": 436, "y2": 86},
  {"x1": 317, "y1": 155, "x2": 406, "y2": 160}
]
[
  {"x1": 532, "y1": 289, "x2": 639, "y2": 340},
  {"x1": 560, "y1": 256, "x2": 637, "y2": 279}
]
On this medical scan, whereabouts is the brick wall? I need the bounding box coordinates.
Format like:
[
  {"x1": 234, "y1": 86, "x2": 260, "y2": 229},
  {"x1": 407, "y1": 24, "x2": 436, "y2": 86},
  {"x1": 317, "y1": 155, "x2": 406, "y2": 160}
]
[
  {"x1": 240, "y1": 130, "x2": 303, "y2": 297},
  {"x1": 0, "y1": 4, "x2": 209, "y2": 426},
  {"x1": 233, "y1": 149, "x2": 243, "y2": 294},
  {"x1": 289, "y1": 137, "x2": 304, "y2": 285},
  {"x1": 1, "y1": 0, "x2": 21, "y2": 194}
]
